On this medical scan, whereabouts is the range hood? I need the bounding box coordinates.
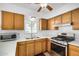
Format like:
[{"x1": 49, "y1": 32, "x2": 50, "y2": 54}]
[{"x1": 54, "y1": 23, "x2": 72, "y2": 27}]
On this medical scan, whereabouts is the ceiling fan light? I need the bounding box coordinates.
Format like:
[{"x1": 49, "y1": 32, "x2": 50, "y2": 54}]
[{"x1": 40, "y1": 3, "x2": 47, "y2": 8}]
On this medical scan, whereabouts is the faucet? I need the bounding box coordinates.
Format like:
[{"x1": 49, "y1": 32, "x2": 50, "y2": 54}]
[{"x1": 73, "y1": 33, "x2": 75, "y2": 39}]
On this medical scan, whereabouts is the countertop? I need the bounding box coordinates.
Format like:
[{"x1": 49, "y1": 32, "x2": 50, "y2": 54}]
[
  {"x1": 0, "y1": 37, "x2": 50, "y2": 56},
  {"x1": 17, "y1": 37, "x2": 50, "y2": 42},
  {"x1": 69, "y1": 39, "x2": 79, "y2": 47},
  {"x1": 0, "y1": 37, "x2": 79, "y2": 56}
]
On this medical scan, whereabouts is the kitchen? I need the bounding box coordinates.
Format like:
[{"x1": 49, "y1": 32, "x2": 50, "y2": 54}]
[{"x1": 0, "y1": 3, "x2": 79, "y2": 56}]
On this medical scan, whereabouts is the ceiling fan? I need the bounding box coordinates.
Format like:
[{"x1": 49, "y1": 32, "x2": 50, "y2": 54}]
[{"x1": 37, "y1": 3, "x2": 53, "y2": 12}]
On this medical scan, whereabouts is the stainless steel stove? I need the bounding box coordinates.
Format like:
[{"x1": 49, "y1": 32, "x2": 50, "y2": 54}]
[
  {"x1": 51, "y1": 33, "x2": 75, "y2": 56},
  {"x1": 51, "y1": 39, "x2": 68, "y2": 56}
]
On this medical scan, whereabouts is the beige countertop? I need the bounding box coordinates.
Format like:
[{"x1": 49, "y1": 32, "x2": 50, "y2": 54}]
[
  {"x1": 0, "y1": 37, "x2": 50, "y2": 56},
  {"x1": 0, "y1": 37, "x2": 79, "y2": 56},
  {"x1": 69, "y1": 40, "x2": 79, "y2": 47},
  {"x1": 17, "y1": 37, "x2": 51, "y2": 42}
]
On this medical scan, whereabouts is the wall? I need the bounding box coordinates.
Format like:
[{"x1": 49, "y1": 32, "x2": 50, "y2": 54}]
[
  {"x1": 0, "y1": 3, "x2": 37, "y2": 39},
  {"x1": 0, "y1": 3, "x2": 79, "y2": 56},
  {"x1": 0, "y1": 3, "x2": 37, "y2": 56},
  {"x1": 36, "y1": 3, "x2": 79, "y2": 41},
  {"x1": 40, "y1": 3, "x2": 79, "y2": 19}
]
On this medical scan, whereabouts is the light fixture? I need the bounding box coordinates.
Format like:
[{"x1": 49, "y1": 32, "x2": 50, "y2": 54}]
[
  {"x1": 40, "y1": 3, "x2": 47, "y2": 8},
  {"x1": 30, "y1": 16, "x2": 36, "y2": 21}
]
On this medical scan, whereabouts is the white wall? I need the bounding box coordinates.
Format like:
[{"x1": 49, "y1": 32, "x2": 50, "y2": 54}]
[
  {"x1": 41, "y1": 3, "x2": 79, "y2": 19},
  {"x1": 0, "y1": 3, "x2": 37, "y2": 39},
  {"x1": 36, "y1": 3, "x2": 79, "y2": 40},
  {"x1": 0, "y1": 3, "x2": 79, "y2": 56},
  {"x1": 0, "y1": 3, "x2": 37, "y2": 56},
  {"x1": 0, "y1": 3, "x2": 79, "y2": 39}
]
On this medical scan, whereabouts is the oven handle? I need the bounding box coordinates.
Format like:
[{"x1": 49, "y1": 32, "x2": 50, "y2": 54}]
[{"x1": 52, "y1": 42, "x2": 66, "y2": 47}]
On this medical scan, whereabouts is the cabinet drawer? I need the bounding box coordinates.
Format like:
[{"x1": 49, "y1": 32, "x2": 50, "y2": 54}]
[
  {"x1": 26, "y1": 40, "x2": 34, "y2": 44},
  {"x1": 69, "y1": 45, "x2": 79, "y2": 52},
  {"x1": 35, "y1": 39, "x2": 43, "y2": 42},
  {"x1": 17, "y1": 41, "x2": 26, "y2": 46}
]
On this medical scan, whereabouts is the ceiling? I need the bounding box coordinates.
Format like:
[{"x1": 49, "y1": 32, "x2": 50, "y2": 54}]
[
  {"x1": 14, "y1": 3, "x2": 79, "y2": 19},
  {"x1": 15, "y1": 3, "x2": 67, "y2": 12}
]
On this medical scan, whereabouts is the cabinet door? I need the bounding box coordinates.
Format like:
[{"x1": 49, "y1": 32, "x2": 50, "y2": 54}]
[
  {"x1": 48, "y1": 18, "x2": 55, "y2": 30},
  {"x1": 62, "y1": 12, "x2": 71, "y2": 24},
  {"x1": 2, "y1": 11, "x2": 14, "y2": 30},
  {"x1": 42, "y1": 39, "x2": 46, "y2": 52},
  {"x1": 54, "y1": 15, "x2": 62, "y2": 24},
  {"x1": 16, "y1": 42, "x2": 26, "y2": 56},
  {"x1": 14, "y1": 13, "x2": 24, "y2": 30},
  {"x1": 26, "y1": 42, "x2": 34, "y2": 56},
  {"x1": 69, "y1": 45, "x2": 79, "y2": 56},
  {"x1": 40, "y1": 19, "x2": 48, "y2": 30},
  {"x1": 69, "y1": 50, "x2": 79, "y2": 56},
  {"x1": 35, "y1": 40, "x2": 42, "y2": 55},
  {"x1": 46, "y1": 39, "x2": 51, "y2": 53},
  {"x1": 72, "y1": 8, "x2": 79, "y2": 30}
]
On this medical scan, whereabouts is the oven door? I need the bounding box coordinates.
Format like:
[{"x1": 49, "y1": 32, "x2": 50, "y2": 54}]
[{"x1": 51, "y1": 42, "x2": 67, "y2": 56}]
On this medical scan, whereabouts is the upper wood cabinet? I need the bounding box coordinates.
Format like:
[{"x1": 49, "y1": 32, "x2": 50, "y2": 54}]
[
  {"x1": 48, "y1": 18, "x2": 55, "y2": 30},
  {"x1": 72, "y1": 8, "x2": 79, "y2": 30},
  {"x1": 62, "y1": 12, "x2": 72, "y2": 24},
  {"x1": 2, "y1": 11, "x2": 24, "y2": 30},
  {"x1": 14, "y1": 13, "x2": 24, "y2": 30},
  {"x1": 39, "y1": 18, "x2": 48, "y2": 30},
  {"x1": 54, "y1": 15, "x2": 62, "y2": 24},
  {"x1": 2, "y1": 11, "x2": 14, "y2": 30},
  {"x1": 42, "y1": 8, "x2": 79, "y2": 30}
]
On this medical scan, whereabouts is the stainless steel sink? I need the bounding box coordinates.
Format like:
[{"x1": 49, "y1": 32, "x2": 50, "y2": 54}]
[{"x1": 26, "y1": 37, "x2": 40, "y2": 39}]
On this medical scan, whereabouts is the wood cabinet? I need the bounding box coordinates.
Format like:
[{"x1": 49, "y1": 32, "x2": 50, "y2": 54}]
[
  {"x1": 48, "y1": 18, "x2": 55, "y2": 30},
  {"x1": 46, "y1": 39, "x2": 51, "y2": 53},
  {"x1": 62, "y1": 12, "x2": 71, "y2": 24},
  {"x1": 68, "y1": 44, "x2": 79, "y2": 56},
  {"x1": 34, "y1": 40, "x2": 42, "y2": 55},
  {"x1": 41, "y1": 39, "x2": 47, "y2": 52},
  {"x1": 2, "y1": 11, "x2": 14, "y2": 30},
  {"x1": 72, "y1": 8, "x2": 79, "y2": 30},
  {"x1": 26, "y1": 41, "x2": 34, "y2": 56},
  {"x1": 2, "y1": 11, "x2": 24, "y2": 30},
  {"x1": 54, "y1": 15, "x2": 62, "y2": 24},
  {"x1": 16, "y1": 41, "x2": 26, "y2": 56},
  {"x1": 40, "y1": 18, "x2": 48, "y2": 30},
  {"x1": 39, "y1": 8, "x2": 79, "y2": 30},
  {"x1": 14, "y1": 13, "x2": 24, "y2": 30},
  {"x1": 16, "y1": 38, "x2": 50, "y2": 56}
]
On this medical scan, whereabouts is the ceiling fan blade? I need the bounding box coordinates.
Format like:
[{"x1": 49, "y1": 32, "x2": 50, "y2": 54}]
[
  {"x1": 37, "y1": 7, "x2": 42, "y2": 12},
  {"x1": 46, "y1": 5, "x2": 53, "y2": 11}
]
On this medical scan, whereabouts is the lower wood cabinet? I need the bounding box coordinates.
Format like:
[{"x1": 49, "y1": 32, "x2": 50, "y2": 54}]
[
  {"x1": 16, "y1": 38, "x2": 51, "y2": 56},
  {"x1": 34, "y1": 40, "x2": 42, "y2": 55},
  {"x1": 26, "y1": 41, "x2": 35, "y2": 56},
  {"x1": 16, "y1": 41, "x2": 26, "y2": 56},
  {"x1": 46, "y1": 39, "x2": 51, "y2": 53},
  {"x1": 42, "y1": 39, "x2": 47, "y2": 52},
  {"x1": 68, "y1": 44, "x2": 79, "y2": 56}
]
